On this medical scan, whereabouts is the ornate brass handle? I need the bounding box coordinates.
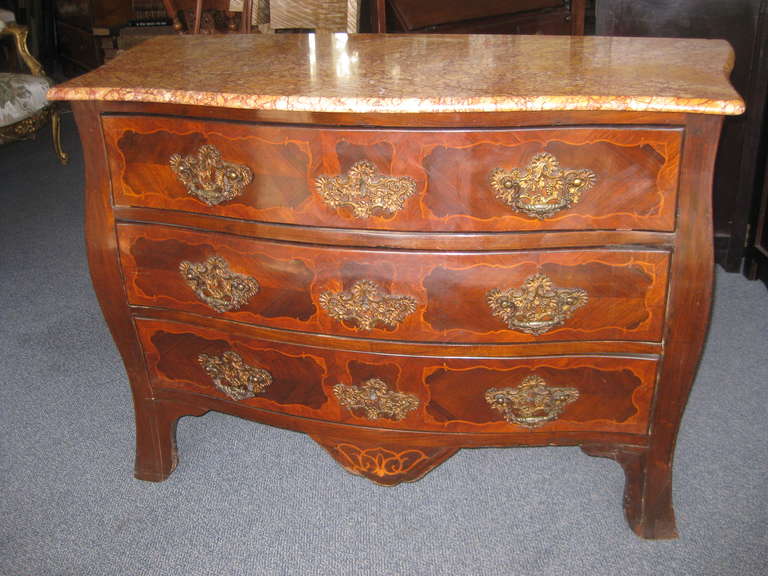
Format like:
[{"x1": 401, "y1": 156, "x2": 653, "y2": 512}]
[
  {"x1": 333, "y1": 378, "x2": 419, "y2": 421},
  {"x1": 489, "y1": 152, "x2": 596, "y2": 219},
  {"x1": 179, "y1": 255, "x2": 259, "y2": 313},
  {"x1": 315, "y1": 160, "x2": 417, "y2": 218},
  {"x1": 197, "y1": 350, "x2": 272, "y2": 401},
  {"x1": 169, "y1": 144, "x2": 253, "y2": 206},
  {"x1": 486, "y1": 272, "x2": 588, "y2": 335},
  {"x1": 485, "y1": 375, "x2": 579, "y2": 428},
  {"x1": 319, "y1": 279, "x2": 417, "y2": 331}
]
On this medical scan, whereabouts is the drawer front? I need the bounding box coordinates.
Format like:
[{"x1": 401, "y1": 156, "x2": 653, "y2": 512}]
[
  {"x1": 136, "y1": 319, "x2": 656, "y2": 435},
  {"x1": 104, "y1": 115, "x2": 681, "y2": 232},
  {"x1": 118, "y1": 223, "x2": 670, "y2": 343}
]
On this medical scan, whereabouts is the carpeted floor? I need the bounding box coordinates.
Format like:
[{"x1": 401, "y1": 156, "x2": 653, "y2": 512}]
[{"x1": 1, "y1": 113, "x2": 766, "y2": 576}]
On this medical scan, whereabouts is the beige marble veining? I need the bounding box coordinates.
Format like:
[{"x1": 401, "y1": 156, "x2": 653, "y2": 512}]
[{"x1": 47, "y1": 33, "x2": 744, "y2": 115}]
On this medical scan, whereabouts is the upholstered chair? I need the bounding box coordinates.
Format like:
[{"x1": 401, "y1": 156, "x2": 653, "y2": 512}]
[{"x1": 0, "y1": 20, "x2": 68, "y2": 164}]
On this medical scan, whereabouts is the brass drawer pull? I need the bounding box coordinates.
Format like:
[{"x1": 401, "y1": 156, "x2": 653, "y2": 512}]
[
  {"x1": 169, "y1": 144, "x2": 253, "y2": 206},
  {"x1": 486, "y1": 272, "x2": 588, "y2": 335},
  {"x1": 316, "y1": 160, "x2": 417, "y2": 218},
  {"x1": 489, "y1": 152, "x2": 596, "y2": 218},
  {"x1": 334, "y1": 378, "x2": 419, "y2": 421},
  {"x1": 198, "y1": 350, "x2": 272, "y2": 401},
  {"x1": 319, "y1": 279, "x2": 417, "y2": 331},
  {"x1": 179, "y1": 255, "x2": 259, "y2": 313},
  {"x1": 486, "y1": 375, "x2": 579, "y2": 428}
]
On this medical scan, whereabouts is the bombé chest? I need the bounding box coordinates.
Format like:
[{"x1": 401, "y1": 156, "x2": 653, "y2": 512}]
[{"x1": 49, "y1": 33, "x2": 744, "y2": 539}]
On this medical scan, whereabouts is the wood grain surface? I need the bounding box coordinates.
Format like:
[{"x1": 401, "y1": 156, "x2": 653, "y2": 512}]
[
  {"x1": 118, "y1": 223, "x2": 670, "y2": 343},
  {"x1": 70, "y1": 94, "x2": 728, "y2": 537},
  {"x1": 136, "y1": 318, "x2": 657, "y2": 435},
  {"x1": 104, "y1": 115, "x2": 682, "y2": 232}
]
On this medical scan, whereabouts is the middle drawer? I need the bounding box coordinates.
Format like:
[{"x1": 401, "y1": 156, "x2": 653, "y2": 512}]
[{"x1": 117, "y1": 223, "x2": 670, "y2": 343}]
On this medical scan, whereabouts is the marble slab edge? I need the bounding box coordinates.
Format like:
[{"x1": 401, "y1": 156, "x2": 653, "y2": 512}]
[{"x1": 46, "y1": 86, "x2": 745, "y2": 116}]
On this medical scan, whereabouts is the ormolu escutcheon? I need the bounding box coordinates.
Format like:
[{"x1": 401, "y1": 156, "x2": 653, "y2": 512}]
[
  {"x1": 489, "y1": 152, "x2": 596, "y2": 218},
  {"x1": 333, "y1": 378, "x2": 419, "y2": 421},
  {"x1": 315, "y1": 160, "x2": 417, "y2": 218},
  {"x1": 486, "y1": 272, "x2": 588, "y2": 335},
  {"x1": 179, "y1": 255, "x2": 259, "y2": 313},
  {"x1": 485, "y1": 375, "x2": 579, "y2": 428},
  {"x1": 197, "y1": 350, "x2": 272, "y2": 401},
  {"x1": 169, "y1": 144, "x2": 253, "y2": 206}
]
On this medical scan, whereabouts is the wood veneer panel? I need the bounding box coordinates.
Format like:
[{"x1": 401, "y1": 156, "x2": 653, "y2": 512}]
[
  {"x1": 103, "y1": 115, "x2": 682, "y2": 232},
  {"x1": 136, "y1": 318, "x2": 656, "y2": 435},
  {"x1": 118, "y1": 223, "x2": 670, "y2": 343}
]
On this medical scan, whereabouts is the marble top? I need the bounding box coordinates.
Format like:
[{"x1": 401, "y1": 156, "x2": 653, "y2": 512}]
[{"x1": 48, "y1": 33, "x2": 744, "y2": 115}]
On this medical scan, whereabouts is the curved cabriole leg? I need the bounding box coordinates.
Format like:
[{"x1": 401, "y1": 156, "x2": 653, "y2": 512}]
[
  {"x1": 312, "y1": 435, "x2": 459, "y2": 486},
  {"x1": 581, "y1": 445, "x2": 677, "y2": 539},
  {"x1": 50, "y1": 107, "x2": 69, "y2": 165},
  {"x1": 580, "y1": 116, "x2": 724, "y2": 540},
  {"x1": 134, "y1": 398, "x2": 208, "y2": 482}
]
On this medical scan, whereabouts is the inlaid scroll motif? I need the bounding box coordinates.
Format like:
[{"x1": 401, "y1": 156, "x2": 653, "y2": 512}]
[
  {"x1": 319, "y1": 279, "x2": 417, "y2": 331},
  {"x1": 486, "y1": 273, "x2": 588, "y2": 335},
  {"x1": 485, "y1": 375, "x2": 579, "y2": 428},
  {"x1": 315, "y1": 160, "x2": 417, "y2": 218},
  {"x1": 333, "y1": 378, "x2": 419, "y2": 421},
  {"x1": 179, "y1": 255, "x2": 259, "y2": 313},
  {"x1": 489, "y1": 152, "x2": 596, "y2": 218},
  {"x1": 169, "y1": 144, "x2": 253, "y2": 206},
  {"x1": 197, "y1": 350, "x2": 272, "y2": 401},
  {"x1": 333, "y1": 444, "x2": 429, "y2": 479}
]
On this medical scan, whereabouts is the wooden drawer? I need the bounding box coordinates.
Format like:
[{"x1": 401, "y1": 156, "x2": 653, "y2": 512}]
[
  {"x1": 103, "y1": 115, "x2": 682, "y2": 232},
  {"x1": 118, "y1": 223, "x2": 670, "y2": 343},
  {"x1": 136, "y1": 318, "x2": 656, "y2": 435}
]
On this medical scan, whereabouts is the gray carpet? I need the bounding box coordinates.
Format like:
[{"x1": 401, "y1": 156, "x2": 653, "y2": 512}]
[{"x1": 1, "y1": 113, "x2": 766, "y2": 576}]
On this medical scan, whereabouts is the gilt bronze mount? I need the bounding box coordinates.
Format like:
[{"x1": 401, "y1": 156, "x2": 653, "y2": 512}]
[
  {"x1": 319, "y1": 279, "x2": 417, "y2": 331},
  {"x1": 316, "y1": 160, "x2": 417, "y2": 218},
  {"x1": 179, "y1": 255, "x2": 259, "y2": 313},
  {"x1": 170, "y1": 144, "x2": 253, "y2": 206},
  {"x1": 485, "y1": 375, "x2": 579, "y2": 428},
  {"x1": 490, "y1": 152, "x2": 596, "y2": 218},
  {"x1": 197, "y1": 350, "x2": 272, "y2": 401},
  {"x1": 333, "y1": 378, "x2": 419, "y2": 421},
  {"x1": 486, "y1": 272, "x2": 588, "y2": 335}
]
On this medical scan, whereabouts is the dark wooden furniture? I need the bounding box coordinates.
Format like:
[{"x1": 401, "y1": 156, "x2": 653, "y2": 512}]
[
  {"x1": 746, "y1": 153, "x2": 768, "y2": 287},
  {"x1": 160, "y1": 0, "x2": 253, "y2": 34},
  {"x1": 367, "y1": 0, "x2": 585, "y2": 35},
  {"x1": 49, "y1": 33, "x2": 743, "y2": 539},
  {"x1": 743, "y1": 1, "x2": 768, "y2": 288},
  {"x1": 596, "y1": 0, "x2": 768, "y2": 275},
  {"x1": 55, "y1": 0, "x2": 132, "y2": 75}
]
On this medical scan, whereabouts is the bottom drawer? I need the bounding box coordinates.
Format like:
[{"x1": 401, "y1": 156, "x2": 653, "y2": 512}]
[{"x1": 136, "y1": 319, "x2": 657, "y2": 435}]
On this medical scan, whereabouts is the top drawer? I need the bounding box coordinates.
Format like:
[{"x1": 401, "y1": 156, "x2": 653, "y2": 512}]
[{"x1": 103, "y1": 115, "x2": 682, "y2": 232}]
